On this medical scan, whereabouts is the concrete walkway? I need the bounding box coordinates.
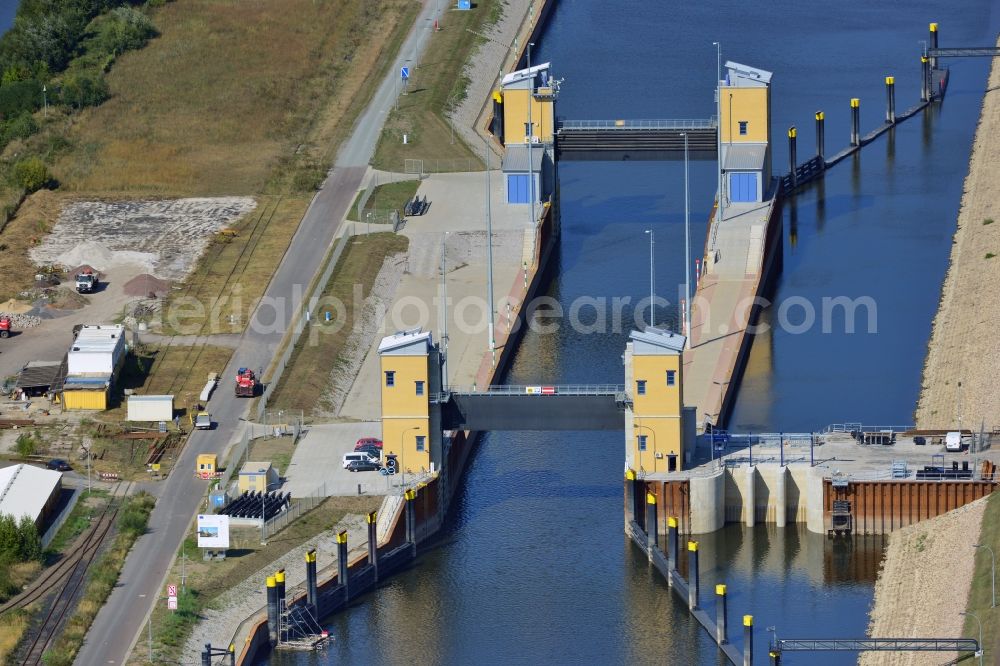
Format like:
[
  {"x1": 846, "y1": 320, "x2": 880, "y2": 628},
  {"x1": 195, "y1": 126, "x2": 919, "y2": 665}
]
[
  {"x1": 182, "y1": 514, "x2": 370, "y2": 664},
  {"x1": 337, "y1": 171, "x2": 534, "y2": 421},
  {"x1": 683, "y1": 200, "x2": 776, "y2": 429}
]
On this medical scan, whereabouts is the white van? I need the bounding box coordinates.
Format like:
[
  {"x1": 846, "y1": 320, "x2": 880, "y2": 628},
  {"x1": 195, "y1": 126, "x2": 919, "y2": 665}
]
[
  {"x1": 342, "y1": 452, "x2": 378, "y2": 469},
  {"x1": 945, "y1": 431, "x2": 963, "y2": 452}
]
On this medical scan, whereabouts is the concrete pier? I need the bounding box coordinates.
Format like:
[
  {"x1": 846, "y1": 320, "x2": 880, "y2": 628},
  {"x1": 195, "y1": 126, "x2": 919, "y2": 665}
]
[{"x1": 743, "y1": 466, "x2": 756, "y2": 527}]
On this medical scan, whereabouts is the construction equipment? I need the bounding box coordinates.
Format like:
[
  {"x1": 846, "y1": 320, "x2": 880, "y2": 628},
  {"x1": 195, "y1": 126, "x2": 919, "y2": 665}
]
[
  {"x1": 0, "y1": 316, "x2": 11, "y2": 338},
  {"x1": 75, "y1": 269, "x2": 99, "y2": 294},
  {"x1": 235, "y1": 367, "x2": 257, "y2": 398}
]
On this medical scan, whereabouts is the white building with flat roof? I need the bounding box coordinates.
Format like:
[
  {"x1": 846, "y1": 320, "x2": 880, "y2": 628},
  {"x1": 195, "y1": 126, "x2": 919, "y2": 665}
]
[
  {"x1": 0, "y1": 464, "x2": 63, "y2": 527},
  {"x1": 67, "y1": 324, "x2": 127, "y2": 376}
]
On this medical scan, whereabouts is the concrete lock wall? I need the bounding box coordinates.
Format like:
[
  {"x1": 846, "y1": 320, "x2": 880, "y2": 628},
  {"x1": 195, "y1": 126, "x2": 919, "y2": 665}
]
[
  {"x1": 689, "y1": 470, "x2": 724, "y2": 534},
  {"x1": 719, "y1": 463, "x2": 817, "y2": 530}
]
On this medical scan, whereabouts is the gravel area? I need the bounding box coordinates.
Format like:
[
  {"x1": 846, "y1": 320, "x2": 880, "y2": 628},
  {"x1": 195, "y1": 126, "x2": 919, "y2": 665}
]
[
  {"x1": 448, "y1": 0, "x2": 533, "y2": 152},
  {"x1": 917, "y1": 41, "x2": 1000, "y2": 430},
  {"x1": 182, "y1": 513, "x2": 371, "y2": 664},
  {"x1": 861, "y1": 497, "x2": 987, "y2": 666},
  {"x1": 30, "y1": 197, "x2": 255, "y2": 280}
]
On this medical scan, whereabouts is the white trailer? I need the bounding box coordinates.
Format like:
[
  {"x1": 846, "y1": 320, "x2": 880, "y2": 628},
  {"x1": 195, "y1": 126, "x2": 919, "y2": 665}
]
[{"x1": 127, "y1": 395, "x2": 174, "y2": 422}]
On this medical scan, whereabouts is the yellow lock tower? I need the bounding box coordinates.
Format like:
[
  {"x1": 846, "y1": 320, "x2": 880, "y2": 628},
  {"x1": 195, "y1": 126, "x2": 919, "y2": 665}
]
[
  {"x1": 624, "y1": 327, "x2": 693, "y2": 474},
  {"x1": 378, "y1": 328, "x2": 443, "y2": 478}
]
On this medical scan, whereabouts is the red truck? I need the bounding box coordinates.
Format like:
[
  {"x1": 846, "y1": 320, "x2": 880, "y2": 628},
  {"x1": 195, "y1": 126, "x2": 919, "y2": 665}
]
[
  {"x1": 234, "y1": 367, "x2": 257, "y2": 397},
  {"x1": 0, "y1": 316, "x2": 11, "y2": 338}
]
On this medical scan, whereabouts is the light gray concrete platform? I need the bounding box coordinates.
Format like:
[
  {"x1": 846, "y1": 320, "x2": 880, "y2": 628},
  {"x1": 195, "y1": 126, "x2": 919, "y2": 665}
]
[{"x1": 283, "y1": 422, "x2": 393, "y2": 497}]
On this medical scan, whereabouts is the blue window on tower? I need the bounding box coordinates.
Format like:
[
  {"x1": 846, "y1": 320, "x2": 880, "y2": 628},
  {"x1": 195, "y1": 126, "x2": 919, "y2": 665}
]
[
  {"x1": 384, "y1": 371, "x2": 395, "y2": 387},
  {"x1": 636, "y1": 380, "x2": 646, "y2": 395},
  {"x1": 415, "y1": 435, "x2": 426, "y2": 452},
  {"x1": 739, "y1": 121, "x2": 748, "y2": 135},
  {"x1": 666, "y1": 370, "x2": 676, "y2": 386},
  {"x1": 638, "y1": 435, "x2": 648, "y2": 451},
  {"x1": 415, "y1": 381, "x2": 424, "y2": 396}
]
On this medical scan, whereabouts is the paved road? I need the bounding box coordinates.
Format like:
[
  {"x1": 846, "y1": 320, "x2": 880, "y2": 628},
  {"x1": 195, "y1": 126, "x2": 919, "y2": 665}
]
[{"x1": 75, "y1": 2, "x2": 446, "y2": 663}]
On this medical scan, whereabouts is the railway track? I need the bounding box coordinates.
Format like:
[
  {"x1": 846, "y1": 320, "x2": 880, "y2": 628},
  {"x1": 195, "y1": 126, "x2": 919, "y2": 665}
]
[
  {"x1": 8, "y1": 483, "x2": 132, "y2": 666},
  {"x1": 155, "y1": 196, "x2": 282, "y2": 398}
]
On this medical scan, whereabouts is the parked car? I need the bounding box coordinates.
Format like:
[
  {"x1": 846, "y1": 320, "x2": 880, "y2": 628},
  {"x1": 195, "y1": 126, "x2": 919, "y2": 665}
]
[
  {"x1": 194, "y1": 412, "x2": 213, "y2": 430},
  {"x1": 46, "y1": 459, "x2": 72, "y2": 471},
  {"x1": 346, "y1": 459, "x2": 382, "y2": 473},
  {"x1": 343, "y1": 452, "x2": 379, "y2": 469},
  {"x1": 355, "y1": 444, "x2": 382, "y2": 460},
  {"x1": 354, "y1": 437, "x2": 383, "y2": 451}
]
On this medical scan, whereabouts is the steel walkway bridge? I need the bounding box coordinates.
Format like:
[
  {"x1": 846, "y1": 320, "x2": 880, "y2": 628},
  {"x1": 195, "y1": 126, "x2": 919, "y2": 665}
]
[
  {"x1": 928, "y1": 47, "x2": 1000, "y2": 57},
  {"x1": 436, "y1": 385, "x2": 628, "y2": 431},
  {"x1": 555, "y1": 118, "x2": 718, "y2": 160},
  {"x1": 771, "y1": 638, "x2": 980, "y2": 663}
]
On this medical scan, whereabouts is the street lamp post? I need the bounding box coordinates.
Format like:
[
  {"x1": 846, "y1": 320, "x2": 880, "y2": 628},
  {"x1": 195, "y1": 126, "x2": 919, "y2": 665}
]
[
  {"x1": 712, "y1": 41, "x2": 723, "y2": 223},
  {"x1": 400, "y1": 426, "x2": 422, "y2": 490},
  {"x1": 682, "y1": 131, "x2": 691, "y2": 348},
  {"x1": 961, "y1": 611, "x2": 984, "y2": 666},
  {"x1": 635, "y1": 422, "x2": 657, "y2": 473},
  {"x1": 484, "y1": 134, "x2": 496, "y2": 369},
  {"x1": 527, "y1": 42, "x2": 536, "y2": 230},
  {"x1": 645, "y1": 229, "x2": 655, "y2": 327},
  {"x1": 974, "y1": 543, "x2": 996, "y2": 608}
]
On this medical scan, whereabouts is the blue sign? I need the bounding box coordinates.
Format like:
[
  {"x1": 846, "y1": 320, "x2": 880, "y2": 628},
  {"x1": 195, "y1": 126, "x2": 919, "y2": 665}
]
[
  {"x1": 400, "y1": 66, "x2": 409, "y2": 80},
  {"x1": 457, "y1": 0, "x2": 471, "y2": 8}
]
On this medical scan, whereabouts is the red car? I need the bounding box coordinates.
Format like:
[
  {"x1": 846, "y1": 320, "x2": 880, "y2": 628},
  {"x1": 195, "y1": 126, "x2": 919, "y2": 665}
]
[{"x1": 354, "y1": 437, "x2": 383, "y2": 451}]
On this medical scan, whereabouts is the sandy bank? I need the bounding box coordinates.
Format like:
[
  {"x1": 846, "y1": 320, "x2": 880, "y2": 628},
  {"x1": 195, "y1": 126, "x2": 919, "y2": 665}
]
[
  {"x1": 860, "y1": 497, "x2": 987, "y2": 666},
  {"x1": 916, "y1": 37, "x2": 1000, "y2": 430}
]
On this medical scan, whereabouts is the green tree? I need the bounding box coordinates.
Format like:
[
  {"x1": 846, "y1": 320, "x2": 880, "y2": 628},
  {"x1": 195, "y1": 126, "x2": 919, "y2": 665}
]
[
  {"x1": 0, "y1": 515, "x2": 19, "y2": 562},
  {"x1": 16, "y1": 516, "x2": 41, "y2": 561},
  {"x1": 12, "y1": 156, "x2": 50, "y2": 192},
  {"x1": 59, "y1": 69, "x2": 108, "y2": 109},
  {"x1": 97, "y1": 7, "x2": 157, "y2": 57}
]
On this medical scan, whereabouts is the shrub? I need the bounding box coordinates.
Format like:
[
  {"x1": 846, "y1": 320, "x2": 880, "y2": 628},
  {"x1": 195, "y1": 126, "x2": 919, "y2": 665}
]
[
  {"x1": 12, "y1": 157, "x2": 50, "y2": 192},
  {"x1": 2, "y1": 112, "x2": 39, "y2": 144},
  {"x1": 59, "y1": 70, "x2": 108, "y2": 109},
  {"x1": 14, "y1": 432, "x2": 35, "y2": 457}
]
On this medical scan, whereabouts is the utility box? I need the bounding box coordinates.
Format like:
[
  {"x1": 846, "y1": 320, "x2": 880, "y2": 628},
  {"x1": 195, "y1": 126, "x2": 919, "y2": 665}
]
[{"x1": 127, "y1": 395, "x2": 174, "y2": 422}]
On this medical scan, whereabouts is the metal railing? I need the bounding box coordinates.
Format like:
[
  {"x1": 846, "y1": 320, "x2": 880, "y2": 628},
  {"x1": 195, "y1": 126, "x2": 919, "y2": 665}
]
[
  {"x1": 557, "y1": 118, "x2": 717, "y2": 131},
  {"x1": 823, "y1": 423, "x2": 915, "y2": 434},
  {"x1": 776, "y1": 638, "x2": 980, "y2": 653},
  {"x1": 442, "y1": 384, "x2": 625, "y2": 396}
]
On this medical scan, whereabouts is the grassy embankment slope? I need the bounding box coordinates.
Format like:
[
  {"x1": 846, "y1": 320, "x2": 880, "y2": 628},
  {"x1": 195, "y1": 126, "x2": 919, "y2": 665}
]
[{"x1": 372, "y1": 0, "x2": 505, "y2": 172}]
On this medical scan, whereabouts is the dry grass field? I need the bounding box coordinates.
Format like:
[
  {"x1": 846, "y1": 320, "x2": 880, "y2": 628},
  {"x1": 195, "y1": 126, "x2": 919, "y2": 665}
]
[
  {"x1": 53, "y1": 0, "x2": 418, "y2": 196},
  {"x1": 1, "y1": 0, "x2": 419, "y2": 302}
]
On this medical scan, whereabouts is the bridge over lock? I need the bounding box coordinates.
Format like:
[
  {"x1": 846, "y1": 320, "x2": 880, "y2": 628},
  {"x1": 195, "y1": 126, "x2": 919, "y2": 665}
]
[{"x1": 435, "y1": 384, "x2": 628, "y2": 431}]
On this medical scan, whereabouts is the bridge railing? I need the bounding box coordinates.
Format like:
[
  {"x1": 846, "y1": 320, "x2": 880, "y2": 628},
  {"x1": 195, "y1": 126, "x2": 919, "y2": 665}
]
[
  {"x1": 442, "y1": 384, "x2": 625, "y2": 396},
  {"x1": 822, "y1": 423, "x2": 915, "y2": 434},
  {"x1": 557, "y1": 118, "x2": 717, "y2": 131}
]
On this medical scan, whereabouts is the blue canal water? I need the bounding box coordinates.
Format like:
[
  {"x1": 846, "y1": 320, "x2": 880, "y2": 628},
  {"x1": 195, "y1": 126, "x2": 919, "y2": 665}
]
[
  {"x1": 1, "y1": 2, "x2": 16, "y2": 36},
  {"x1": 268, "y1": 1, "x2": 1000, "y2": 664}
]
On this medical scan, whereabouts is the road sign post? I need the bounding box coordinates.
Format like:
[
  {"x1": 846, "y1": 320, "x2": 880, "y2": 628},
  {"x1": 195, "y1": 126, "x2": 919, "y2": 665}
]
[{"x1": 401, "y1": 66, "x2": 410, "y2": 95}]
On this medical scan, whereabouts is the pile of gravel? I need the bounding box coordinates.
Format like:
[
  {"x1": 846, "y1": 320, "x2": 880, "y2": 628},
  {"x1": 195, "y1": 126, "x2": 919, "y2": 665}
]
[
  {"x1": 0, "y1": 312, "x2": 41, "y2": 328},
  {"x1": 123, "y1": 274, "x2": 171, "y2": 298}
]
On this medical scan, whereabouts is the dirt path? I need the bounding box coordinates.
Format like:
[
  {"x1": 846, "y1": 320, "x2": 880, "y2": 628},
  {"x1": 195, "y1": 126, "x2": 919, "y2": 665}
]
[
  {"x1": 861, "y1": 498, "x2": 987, "y2": 666},
  {"x1": 916, "y1": 37, "x2": 1000, "y2": 430}
]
